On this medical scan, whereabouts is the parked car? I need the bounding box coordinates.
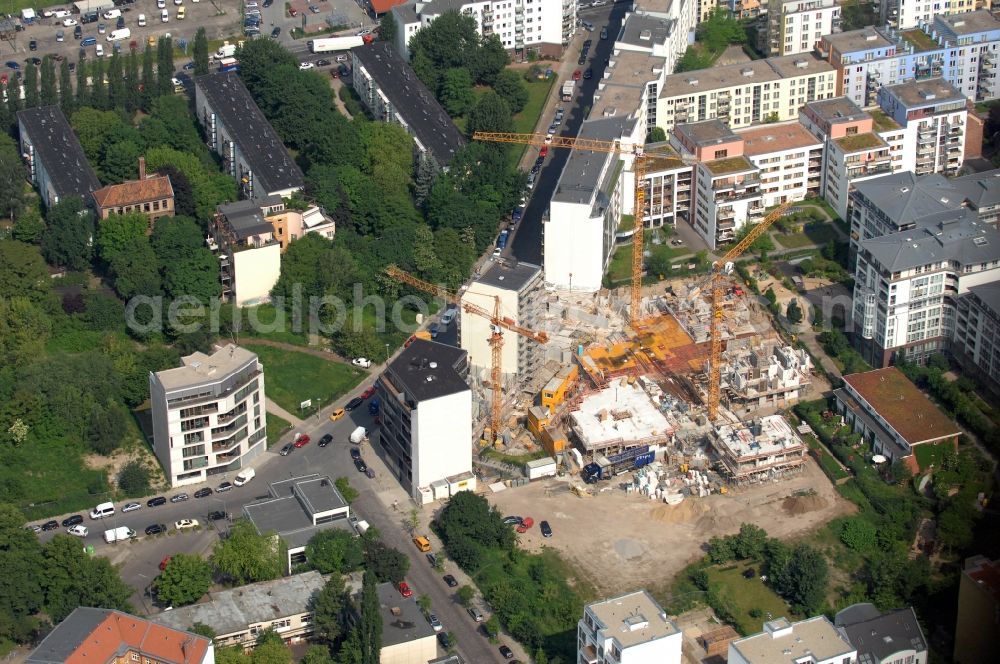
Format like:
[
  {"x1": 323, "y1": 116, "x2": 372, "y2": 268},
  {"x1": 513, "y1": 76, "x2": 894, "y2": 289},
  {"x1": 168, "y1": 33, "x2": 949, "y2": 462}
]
[
  {"x1": 62, "y1": 514, "x2": 84, "y2": 527},
  {"x1": 73, "y1": 25, "x2": 81, "y2": 38},
  {"x1": 354, "y1": 458, "x2": 368, "y2": 473},
  {"x1": 516, "y1": 516, "x2": 534, "y2": 533},
  {"x1": 437, "y1": 633, "x2": 452, "y2": 648},
  {"x1": 145, "y1": 523, "x2": 166, "y2": 535},
  {"x1": 352, "y1": 357, "x2": 372, "y2": 368},
  {"x1": 270, "y1": 26, "x2": 280, "y2": 38},
  {"x1": 365, "y1": 468, "x2": 375, "y2": 479},
  {"x1": 62, "y1": 18, "x2": 78, "y2": 26},
  {"x1": 601, "y1": 26, "x2": 608, "y2": 39},
  {"x1": 298, "y1": 61, "x2": 315, "y2": 70},
  {"x1": 540, "y1": 520, "x2": 552, "y2": 537},
  {"x1": 280, "y1": 443, "x2": 294, "y2": 456},
  {"x1": 540, "y1": 145, "x2": 549, "y2": 157},
  {"x1": 174, "y1": 519, "x2": 199, "y2": 530},
  {"x1": 170, "y1": 493, "x2": 189, "y2": 503},
  {"x1": 121, "y1": 502, "x2": 141, "y2": 513},
  {"x1": 29, "y1": 39, "x2": 37, "y2": 50},
  {"x1": 428, "y1": 614, "x2": 442, "y2": 632},
  {"x1": 345, "y1": 397, "x2": 364, "y2": 411},
  {"x1": 309, "y1": 4, "x2": 320, "y2": 12},
  {"x1": 499, "y1": 645, "x2": 514, "y2": 659},
  {"x1": 81, "y1": 36, "x2": 96, "y2": 46},
  {"x1": 41, "y1": 520, "x2": 59, "y2": 531},
  {"x1": 208, "y1": 510, "x2": 227, "y2": 521},
  {"x1": 329, "y1": 408, "x2": 345, "y2": 422},
  {"x1": 572, "y1": 69, "x2": 581, "y2": 81},
  {"x1": 193, "y1": 487, "x2": 212, "y2": 498},
  {"x1": 318, "y1": 433, "x2": 334, "y2": 447},
  {"x1": 398, "y1": 581, "x2": 413, "y2": 598},
  {"x1": 56, "y1": 31, "x2": 64, "y2": 42},
  {"x1": 27, "y1": 524, "x2": 41, "y2": 533},
  {"x1": 583, "y1": 68, "x2": 593, "y2": 79},
  {"x1": 468, "y1": 607, "x2": 484, "y2": 622},
  {"x1": 293, "y1": 433, "x2": 311, "y2": 448},
  {"x1": 217, "y1": 482, "x2": 233, "y2": 492},
  {"x1": 316, "y1": 58, "x2": 330, "y2": 66},
  {"x1": 361, "y1": 387, "x2": 376, "y2": 399},
  {"x1": 147, "y1": 496, "x2": 167, "y2": 507},
  {"x1": 443, "y1": 574, "x2": 458, "y2": 587},
  {"x1": 67, "y1": 525, "x2": 89, "y2": 537},
  {"x1": 350, "y1": 447, "x2": 361, "y2": 460},
  {"x1": 502, "y1": 515, "x2": 523, "y2": 525}
]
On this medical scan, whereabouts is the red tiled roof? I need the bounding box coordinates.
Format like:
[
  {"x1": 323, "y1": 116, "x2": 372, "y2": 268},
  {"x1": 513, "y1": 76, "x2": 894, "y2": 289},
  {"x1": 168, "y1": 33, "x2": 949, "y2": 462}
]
[
  {"x1": 843, "y1": 367, "x2": 960, "y2": 446},
  {"x1": 92, "y1": 175, "x2": 174, "y2": 209},
  {"x1": 371, "y1": 0, "x2": 407, "y2": 14},
  {"x1": 66, "y1": 612, "x2": 210, "y2": 664}
]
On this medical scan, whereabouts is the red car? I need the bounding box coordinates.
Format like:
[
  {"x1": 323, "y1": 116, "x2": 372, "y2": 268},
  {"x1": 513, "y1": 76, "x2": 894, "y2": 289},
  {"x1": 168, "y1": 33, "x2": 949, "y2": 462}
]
[
  {"x1": 516, "y1": 517, "x2": 534, "y2": 534},
  {"x1": 293, "y1": 434, "x2": 310, "y2": 448},
  {"x1": 399, "y1": 581, "x2": 413, "y2": 598},
  {"x1": 159, "y1": 556, "x2": 172, "y2": 571},
  {"x1": 539, "y1": 146, "x2": 549, "y2": 157},
  {"x1": 289, "y1": 8, "x2": 298, "y2": 16},
  {"x1": 572, "y1": 69, "x2": 581, "y2": 81},
  {"x1": 361, "y1": 387, "x2": 376, "y2": 400}
]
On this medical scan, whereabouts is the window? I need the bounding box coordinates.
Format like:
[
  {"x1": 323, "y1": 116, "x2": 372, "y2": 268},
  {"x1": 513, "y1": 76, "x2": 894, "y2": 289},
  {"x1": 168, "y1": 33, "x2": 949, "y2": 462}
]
[
  {"x1": 132, "y1": 654, "x2": 140, "y2": 662},
  {"x1": 714, "y1": 149, "x2": 728, "y2": 159}
]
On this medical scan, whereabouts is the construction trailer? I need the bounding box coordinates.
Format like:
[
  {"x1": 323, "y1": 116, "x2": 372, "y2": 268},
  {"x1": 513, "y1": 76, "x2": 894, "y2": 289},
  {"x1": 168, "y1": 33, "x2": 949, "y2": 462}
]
[{"x1": 710, "y1": 414, "x2": 807, "y2": 486}]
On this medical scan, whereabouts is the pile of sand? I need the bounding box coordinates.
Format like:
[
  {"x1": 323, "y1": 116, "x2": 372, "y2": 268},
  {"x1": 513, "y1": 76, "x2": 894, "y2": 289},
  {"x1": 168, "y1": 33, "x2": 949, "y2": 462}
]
[
  {"x1": 782, "y1": 493, "x2": 828, "y2": 515},
  {"x1": 650, "y1": 499, "x2": 708, "y2": 524}
]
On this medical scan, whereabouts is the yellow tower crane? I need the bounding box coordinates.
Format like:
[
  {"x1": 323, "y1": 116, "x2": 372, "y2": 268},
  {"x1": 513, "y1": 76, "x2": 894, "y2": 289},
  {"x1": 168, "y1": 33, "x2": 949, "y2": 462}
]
[
  {"x1": 384, "y1": 265, "x2": 549, "y2": 441},
  {"x1": 472, "y1": 131, "x2": 654, "y2": 327}
]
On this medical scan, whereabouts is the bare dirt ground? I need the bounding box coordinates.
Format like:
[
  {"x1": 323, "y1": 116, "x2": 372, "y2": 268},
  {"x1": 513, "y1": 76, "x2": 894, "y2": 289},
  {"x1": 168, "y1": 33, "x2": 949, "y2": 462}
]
[{"x1": 486, "y1": 458, "x2": 855, "y2": 595}]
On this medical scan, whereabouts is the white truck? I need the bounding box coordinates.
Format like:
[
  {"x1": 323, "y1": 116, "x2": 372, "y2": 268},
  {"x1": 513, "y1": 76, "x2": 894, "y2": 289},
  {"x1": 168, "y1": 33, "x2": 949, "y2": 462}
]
[
  {"x1": 349, "y1": 426, "x2": 367, "y2": 444},
  {"x1": 103, "y1": 526, "x2": 136, "y2": 543},
  {"x1": 562, "y1": 80, "x2": 575, "y2": 102},
  {"x1": 214, "y1": 43, "x2": 237, "y2": 60},
  {"x1": 233, "y1": 468, "x2": 255, "y2": 486},
  {"x1": 107, "y1": 28, "x2": 131, "y2": 42},
  {"x1": 307, "y1": 35, "x2": 370, "y2": 53}
]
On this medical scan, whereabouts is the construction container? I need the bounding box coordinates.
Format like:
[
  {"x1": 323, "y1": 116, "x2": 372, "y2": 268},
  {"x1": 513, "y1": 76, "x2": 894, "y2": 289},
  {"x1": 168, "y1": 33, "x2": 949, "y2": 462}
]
[{"x1": 525, "y1": 456, "x2": 558, "y2": 480}]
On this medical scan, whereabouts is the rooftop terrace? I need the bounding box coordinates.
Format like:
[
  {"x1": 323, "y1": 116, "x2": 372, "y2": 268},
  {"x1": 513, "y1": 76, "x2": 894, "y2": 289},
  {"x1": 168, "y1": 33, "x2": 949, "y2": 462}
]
[{"x1": 835, "y1": 132, "x2": 886, "y2": 152}]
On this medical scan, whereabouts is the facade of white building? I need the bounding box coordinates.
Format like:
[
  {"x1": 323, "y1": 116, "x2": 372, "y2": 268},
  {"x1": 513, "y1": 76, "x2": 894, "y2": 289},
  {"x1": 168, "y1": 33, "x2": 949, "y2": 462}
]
[
  {"x1": 149, "y1": 345, "x2": 267, "y2": 487},
  {"x1": 578, "y1": 590, "x2": 682, "y2": 664},
  {"x1": 738, "y1": 122, "x2": 824, "y2": 207},
  {"x1": 766, "y1": 0, "x2": 841, "y2": 57}
]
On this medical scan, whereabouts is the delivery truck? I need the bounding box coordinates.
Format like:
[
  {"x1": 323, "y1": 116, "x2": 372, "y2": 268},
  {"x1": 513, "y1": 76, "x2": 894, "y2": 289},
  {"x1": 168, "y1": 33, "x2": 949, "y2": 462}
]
[
  {"x1": 214, "y1": 43, "x2": 237, "y2": 60},
  {"x1": 107, "y1": 28, "x2": 131, "y2": 42},
  {"x1": 582, "y1": 446, "x2": 655, "y2": 483},
  {"x1": 561, "y1": 80, "x2": 575, "y2": 102},
  {"x1": 349, "y1": 426, "x2": 367, "y2": 444},
  {"x1": 308, "y1": 34, "x2": 373, "y2": 53},
  {"x1": 218, "y1": 57, "x2": 239, "y2": 73},
  {"x1": 103, "y1": 526, "x2": 137, "y2": 543}
]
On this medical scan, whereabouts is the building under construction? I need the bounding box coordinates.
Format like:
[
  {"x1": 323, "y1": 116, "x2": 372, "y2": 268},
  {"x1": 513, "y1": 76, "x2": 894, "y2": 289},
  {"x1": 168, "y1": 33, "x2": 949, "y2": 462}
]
[
  {"x1": 711, "y1": 414, "x2": 806, "y2": 485},
  {"x1": 568, "y1": 379, "x2": 678, "y2": 458},
  {"x1": 722, "y1": 337, "x2": 813, "y2": 413}
]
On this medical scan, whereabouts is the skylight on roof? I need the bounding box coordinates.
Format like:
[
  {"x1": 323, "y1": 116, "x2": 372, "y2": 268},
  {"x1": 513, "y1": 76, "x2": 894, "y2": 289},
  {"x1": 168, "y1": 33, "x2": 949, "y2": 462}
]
[{"x1": 974, "y1": 236, "x2": 988, "y2": 246}]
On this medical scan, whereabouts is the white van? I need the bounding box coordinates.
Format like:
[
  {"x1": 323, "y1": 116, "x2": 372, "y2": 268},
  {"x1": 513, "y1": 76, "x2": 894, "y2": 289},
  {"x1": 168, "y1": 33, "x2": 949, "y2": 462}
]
[
  {"x1": 103, "y1": 526, "x2": 136, "y2": 543},
  {"x1": 107, "y1": 28, "x2": 130, "y2": 42},
  {"x1": 90, "y1": 502, "x2": 115, "y2": 520},
  {"x1": 161, "y1": 9, "x2": 169, "y2": 22},
  {"x1": 103, "y1": 8, "x2": 122, "y2": 19},
  {"x1": 95, "y1": 43, "x2": 104, "y2": 57},
  {"x1": 138, "y1": 14, "x2": 146, "y2": 26},
  {"x1": 233, "y1": 468, "x2": 255, "y2": 486}
]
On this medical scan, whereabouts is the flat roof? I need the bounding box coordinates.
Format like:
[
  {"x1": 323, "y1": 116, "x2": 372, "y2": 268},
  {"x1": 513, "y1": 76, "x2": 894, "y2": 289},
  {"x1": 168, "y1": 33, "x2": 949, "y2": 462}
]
[
  {"x1": 617, "y1": 12, "x2": 674, "y2": 49},
  {"x1": 901, "y1": 29, "x2": 939, "y2": 52},
  {"x1": 643, "y1": 143, "x2": 688, "y2": 172},
  {"x1": 552, "y1": 115, "x2": 633, "y2": 205},
  {"x1": 591, "y1": 50, "x2": 664, "y2": 119},
  {"x1": 766, "y1": 53, "x2": 834, "y2": 79},
  {"x1": 843, "y1": 367, "x2": 960, "y2": 446},
  {"x1": 868, "y1": 108, "x2": 902, "y2": 132},
  {"x1": 731, "y1": 617, "x2": 855, "y2": 664},
  {"x1": 861, "y1": 209, "x2": 1000, "y2": 271},
  {"x1": 384, "y1": 338, "x2": 469, "y2": 403},
  {"x1": 18, "y1": 106, "x2": 101, "y2": 202},
  {"x1": 839, "y1": 607, "x2": 927, "y2": 662},
  {"x1": 272, "y1": 474, "x2": 348, "y2": 514},
  {"x1": 151, "y1": 571, "x2": 326, "y2": 638},
  {"x1": 194, "y1": 72, "x2": 304, "y2": 196},
  {"x1": 738, "y1": 122, "x2": 821, "y2": 156},
  {"x1": 474, "y1": 259, "x2": 541, "y2": 292},
  {"x1": 570, "y1": 381, "x2": 671, "y2": 449},
  {"x1": 219, "y1": 200, "x2": 274, "y2": 240},
  {"x1": 353, "y1": 42, "x2": 465, "y2": 166},
  {"x1": 587, "y1": 590, "x2": 679, "y2": 650},
  {"x1": 377, "y1": 582, "x2": 436, "y2": 647},
  {"x1": 660, "y1": 59, "x2": 780, "y2": 97},
  {"x1": 882, "y1": 77, "x2": 965, "y2": 109},
  {"x1": 156, "y1": 344, "x2": 258, "y2": 391},
  {"x1": 674, "y1": 119, "x2": 738, "y2": 148},
  {"x1": 714, "y1": 415, "x2": 804, "y2": 461},
  {"x1": 822, "y1": 28, "x2": 892, "y2": 55},
  {"x1": 704, "y1": 154, "x2": 756, "y2": 176},
  {"x1": 834, "y1": 132, "x2": 886, "y2": 152},
  {"x1": 935, "y1": 9, "x2": 1000, "y2": 36},
  {"x1": 803, "y1": 96, "x2": 868, "y2": 124}
]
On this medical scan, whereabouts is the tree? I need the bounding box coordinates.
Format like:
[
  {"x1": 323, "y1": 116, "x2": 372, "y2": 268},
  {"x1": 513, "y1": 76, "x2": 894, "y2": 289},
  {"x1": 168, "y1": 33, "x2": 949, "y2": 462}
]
[
  {"x1": 735, "y1": 221, "x2": 774, "y2": 256},
  {"x1": 100, "y1": 139, "x2": 142, "y2": 184},
  {"x1": 90, "y1": 58, "x2": 107, "y2": 110},
  {"x1": 13, "y1": 207, "x2": 45, "y2": 244},
  {"x1": 647, "y1": 127, "x2": 667, "y2": 143},
  {"x1": 438, "y1": 68, "x2": 476, "y2": 117},
  {"x1": 76, "y1": 54, "x2": 88, "y2": 107},
  {"x1": 42, "y1": 197, "x2": 94, "y2": 271},
  {"x1": 42, "y1": 534, "x2": 133, "y2": 622},
  {"x1": 359, "y1": 572, "x2": 382, "y2": 664},
  {"x1": 456, "y1": 585, "x2": 475, "y2": 607},
  {"x1": 157, "y1": 36, "x2": 175, "y2": 97},
  {"x1": 0, "y1": 504, "x2": 45, "y2": 643},
  {"x1": 839, "y1": 517, "x2": 877, "y2": 553},
  {"x1": 469, "y1": 34, "x2": 509, "y2": 85},
  {"x1": 417, "y1": 594, "x2": 432, "y2": 614},
  {"x1": 414, "y1": 153, "x2": 439, "y2": 209},
  {"x1": 59, "y1": 58, "x2": 74, "y2": 115},
  {"x1": 786, "y1": 299, "x2": 803, "y2": 324},
  {"x1": 117, "y1": 459, "x2": 150, "y2": 494},
  {"x1": 110, "y1": 237, "x2": 162, "y2": 299},
  {"x1": 378, "y1": 12, "x2": 397, "y2": 43},
  {"x1": 696, "y1": 9, "x2": 747, "y2": 53},
  {"x1": 305, "y1": 529, "x2": 363, "y2": 574},
  {"x1": 141, "y1": 45, "x2": 155, "y2": 111},
  {"x1": 156, "y1": 553, "x2": 213, "y2": 606},
  {"x1": 0, "y1": 135, "x2": 26, "y2": 220},
  {"x1": 193, "y1": 27, "x2": 210, "y2": 75},
  {"x1": 190, "y1": 623, "x2": 216, "y2": 638},
  {"x1": 0, "y1": 241, "x2": 50, "y2": 298},
  {"x1": 311, "y1": 574, "x2": 347, "y2": 645},
  {"x1": 24, "y1": 63, "x2": 39, "y2": 108},
  {"x1": 466, "y1": 91, "x2": 514, "y2": 136},
  {"x1": 733, "y1": 523, "x2": 768, "y2": 560},
  {"x1": 124, "y1": 51, "x2": 140, "y2": 114},
  {"x1": 212, "y1": 520, "x2": 282, "y2": 585},
  {"x1": 97, "y1": 212, "x2": 151, "y2": 264},
  {"x1": 151, "y1": 216, "x2": 222, "y2": 302},
  {"x1": 40, "y1": 56, "x2": 58, "y2": 106},
  {"x1": 770, "y1": 543, "x2": 828, "y2": 613},
  {"x1": 300, "y1": 646, "x2": 334, "y2": 664},
  {"x1": 493, "y1": 68, "x2": 529, "y2": 114},
  {"x1": 764, "y1": 286, "x2": 777, "y2": 306},
  {"x1": 250, "y1": 640, "x2": 292, "y2": 664},
  {"x1": 334, "y1": 477, "x2": 359, "y2": 504},
  {"x1": 107, "y1": 53, "x2": 125, "y2": 111},
  {"x1": 407, "y1": 10, "x2": 480, "y2": 92},
  {"x1": 362, "y1": 536, "x2": 410, "y2": 584},
  {"x1": 157, "y1": 165, "x2": 196, "y2": 217}
]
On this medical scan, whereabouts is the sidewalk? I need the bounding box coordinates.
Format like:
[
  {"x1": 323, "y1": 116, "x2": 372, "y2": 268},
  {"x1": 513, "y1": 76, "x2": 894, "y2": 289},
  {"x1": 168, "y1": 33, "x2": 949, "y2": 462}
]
[{"x1": 265, "y1": 398, "x2": 304, "y2": 427}]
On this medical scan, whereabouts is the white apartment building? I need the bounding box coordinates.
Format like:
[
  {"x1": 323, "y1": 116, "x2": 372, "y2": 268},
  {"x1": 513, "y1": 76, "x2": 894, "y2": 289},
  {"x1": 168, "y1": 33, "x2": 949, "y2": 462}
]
[
  {"x1": 149, "y1": 345, "x2": 267, "y2": 487},
  {"x1": 392, "y1": 0, "x2": 575, "y2": 59},
  {"x1": 877, "y1": 78, "x2": 967, "y2": 178},
  {"x1": 211, "y1": 198, "x2": 284, "y2": 307},
  {"x1": 544, "y1": 116, "x2": 637, "y2": 292},
  {"x1": 578, "y1": 590, "x2": 682, "y2": 664},
  {"x1": 375, "y1": 339, "x2": 476, "y2": 504},
  {"x1": 460, "y1": 260, "x2": 544, "y2": 384},
  {"x1": 954, "y1": 283, "x2": 1000, "y2": 392},
  {"x1": 738, "y1": 122, "x2": 824, "y2": 207},
  {"x1": 643, "y1": 147, "x2": 694, "y2": 230},
  {"x1": 729, "y1": 617, "x2": 857, "y2": 664},
  {"x1": 880, "y1": 0, "x2": 976, "y2": 30},
  {"x1": 766, "y1": 0, "x2": 841, "y2": 57},
  {"x1": 656, "y1": 54, "x2": 836, "y2": 135}
]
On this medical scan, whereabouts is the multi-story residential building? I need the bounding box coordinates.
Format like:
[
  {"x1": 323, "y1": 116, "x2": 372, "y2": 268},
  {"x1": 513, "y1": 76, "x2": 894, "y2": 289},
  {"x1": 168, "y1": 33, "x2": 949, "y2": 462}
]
[
  {"x1": 766, "y1": 0, "x2": 841, "y2": 57},
  {"x1": 149, "y1": 344, "x2": 267, "y2": 486},
  {"x1": 375, "y1": 338, "x2": 475, "y2": 504},
  {"x1": 818, "y1": 28, "x2": 900, "y2": 108},
  {"x1": 881, "y1": 0, "x2": 977, "y2": 31},
  {"x1": 671, "y1": 120, "x2": 764, "y2": 249},
  {"x1": 642, "y1": 145, "x2": 694, "y2": 230},
  {"x1": 877, "y1": 78, "x2": 967, "y2": 177},
  {"x1": 544, "y1": 115, "x2": 636, "y2": 291},
  {"x1": 726, "y1": 0, "x2": 761, "y2": 20},
  {"x1": 729, "y1": 617, "x2": 857, "y2": 664},
  {"x1": 850, "y1": 185, "x2": 1000, "y2": 364},
  {"x1": 592, "y1": 49, "x2": 665, "y2": 142},
  {"x1": 351, "y1": 42, "x2": 465, "y2": 169},
  {"x1": 92, "y1": 157, "x2": 174, "y2": 231},
  {"x1": 835, "y1": 603, "x2": 928, "y2": 664},
  {"x1": 834, "y1": 367, "x2": 960, "y2": 468},
  {"x1": 194, "y1": 72, "x2": 304, "y2": 201},
  {"x1": 738, "y1": 122, "x2": 824, "y2": 206},
  {"x1": 954, "y1": 282, "x2": 1000, "y2": 392},
  {"x1": 460, "y1": 260, "x2": 545, "y2": 385},
  {"x1": 656, "y1": 54, "x2": 836, "y2": 135},
  {"x1": 152, "y1": 571, "x2": 327, "y2": 650},
  {"x1": 954, "y1": 555, "x2": 1000, "y2": 664},
  {"x1": 578, "y1": 590, "x2": 682, "y2": 664},
  {"x1": 211, "y1": 198, "x2": 284, "y2": 307},
  {"x1": 28, "y1": 608, "x2": 214, "y2": 664},
  {"x1": 392, "y1": 0, "x2": 575, "y2": 59},
  {"x1": 17, "y1": 106, "x2": 101, "y2": 209},
  {"x1": 614, "y1": 9, "x2": 690, "y2": 75}
]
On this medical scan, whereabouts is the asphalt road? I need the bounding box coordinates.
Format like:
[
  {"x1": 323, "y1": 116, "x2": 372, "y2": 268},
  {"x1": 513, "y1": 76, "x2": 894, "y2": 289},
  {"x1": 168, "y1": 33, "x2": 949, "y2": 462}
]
[{"x1": 508, "y1": 2, "x2": 630, "y2": 265}]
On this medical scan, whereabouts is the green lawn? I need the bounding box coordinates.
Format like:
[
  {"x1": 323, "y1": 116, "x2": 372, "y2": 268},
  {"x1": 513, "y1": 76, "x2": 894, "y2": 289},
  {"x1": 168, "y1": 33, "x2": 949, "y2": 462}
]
[
  {"x1": 266, "y1": 412, "x2": 292, "y2": 447},
  {"x1": 607, "y1": 242, "x2": 690, "y2": 283},
  {"x1": 6, "y1": 443, "x2": 112, "y2": 522},
  {"x1": 508, "y1": 74, "x2": 556, "y2": 167},
  {"x1": 776, "y1": 223, "x2": 841, "y2": 249},
  {"x1": 244, "y1": 343, "x2": 366, "y2": 415},
  {"x1": 914, "y1": 441, "x2": 955, "y2": 470},
  {"x1": 704, "y1": 564, "x2": 792, "y2": 635},
  {"x1": 240, "y1": 303, "x2": 310, "y2": 346},
  {"x1": 803, "y1": 434, "x2": 850, "y2": 482}
]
